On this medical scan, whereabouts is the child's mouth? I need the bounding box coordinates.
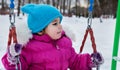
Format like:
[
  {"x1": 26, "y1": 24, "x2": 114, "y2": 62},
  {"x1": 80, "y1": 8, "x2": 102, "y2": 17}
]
[{"x1": 57, "y1": 31, "x2": 61, "y2": 34}]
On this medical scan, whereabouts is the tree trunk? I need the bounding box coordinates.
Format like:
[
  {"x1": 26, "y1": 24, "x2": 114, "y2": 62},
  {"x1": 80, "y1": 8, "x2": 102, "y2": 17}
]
[
  {"x1": 63, "y1": 0, "x2": 66, "y2": 15},
  {"x1": 46, "y1": 0, "x2": 50, "y2": 4},
  {"x1": 1, "y1": 0, "x2": 5, "y2": 9},
  {"x1": 68, "y1": 0, "x2": 72, "y2": 16},
  {"x1": 112, "y1": 0, "x2": 118, "y2": 18},
  {"x1": 17, "y1": 0, "x2": 21, "y2": 16},
  {"x1": 56, "y1": 0, "x2": 60, "y2": 9},
  {"x1": 78, "y1": 0, "x2": 80, "y2": 17},
  {"x1": 22, "y1": 0, "x2": 25, "y2": 16},
  {"x1": 36, "y1": 0, "x2": 39, "y2": 4},
  {"x1": 52, "y1": 0, "x2": 56, "y2": 7},
  {"x1": 94, "y1": 0, "x2": 102, "y2": 17},
  {"x1": 28, "y1": 0, "x2": 31, "y2": 3},
  {"x1": 75, "y1": 0, "x2": 78, "y2": 17},
  {"x1": 0, "y1": 0, "x2": 9, "y2": 15},
  {"x1": 60, "y1": 0, "x2": 63, "y2": 13}
]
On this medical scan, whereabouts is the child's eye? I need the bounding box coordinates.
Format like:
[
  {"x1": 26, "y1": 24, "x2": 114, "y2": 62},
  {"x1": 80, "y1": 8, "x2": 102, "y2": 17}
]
[{"x1": 53, "y1": 22, "x2": 58, "y2": 25}]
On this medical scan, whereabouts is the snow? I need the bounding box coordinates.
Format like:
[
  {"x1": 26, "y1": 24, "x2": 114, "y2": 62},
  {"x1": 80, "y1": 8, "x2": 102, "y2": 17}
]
[{"x1": 0, "y1": 15, "x2": 120, "y2": 70}]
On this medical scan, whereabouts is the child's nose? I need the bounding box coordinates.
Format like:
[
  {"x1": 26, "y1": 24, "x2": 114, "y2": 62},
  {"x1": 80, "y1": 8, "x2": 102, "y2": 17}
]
[{"x1": 58, "y1": 24, "x2": 62, "y2": 30}]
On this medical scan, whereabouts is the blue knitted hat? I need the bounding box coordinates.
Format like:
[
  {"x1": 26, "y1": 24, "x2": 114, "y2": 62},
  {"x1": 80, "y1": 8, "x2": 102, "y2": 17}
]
[{"x1": 21, "y1": 4, "x2": 63, "y2": 33}]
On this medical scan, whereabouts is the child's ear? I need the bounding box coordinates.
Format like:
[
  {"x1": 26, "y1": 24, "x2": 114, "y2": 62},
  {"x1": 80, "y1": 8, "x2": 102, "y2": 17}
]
[{"x1": 38, "y1": 30, "x2": 45, "y2": 35}]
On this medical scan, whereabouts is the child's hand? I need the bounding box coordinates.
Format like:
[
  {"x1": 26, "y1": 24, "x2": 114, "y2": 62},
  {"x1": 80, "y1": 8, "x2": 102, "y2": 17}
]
[
  {"x1": 7, "y1": 43, "x2": 22, "y2": 64},
  {"x1": 8, "y1": 43, "x2": 22, "y2": 57},
  {"x1": 90, "y1": 52, "x2": 104, "y2": 67}
]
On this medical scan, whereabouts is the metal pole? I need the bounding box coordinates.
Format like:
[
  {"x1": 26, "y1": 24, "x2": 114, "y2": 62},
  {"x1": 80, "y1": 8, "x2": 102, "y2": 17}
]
[{"x1": 111, "y1": 0, "x2": 120, "y2": 70}]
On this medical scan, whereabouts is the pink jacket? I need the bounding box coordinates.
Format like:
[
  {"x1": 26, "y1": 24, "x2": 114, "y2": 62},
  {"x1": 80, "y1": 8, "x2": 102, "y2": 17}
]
[{"x1": 2, "y1": 32, "x2": 92, "y2": 70}]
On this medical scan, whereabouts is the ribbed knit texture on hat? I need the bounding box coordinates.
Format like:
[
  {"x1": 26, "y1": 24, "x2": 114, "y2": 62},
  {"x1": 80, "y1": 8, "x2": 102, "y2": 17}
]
[{"x1": 21, "y1": 4, "x2": 63, "y2": 33}]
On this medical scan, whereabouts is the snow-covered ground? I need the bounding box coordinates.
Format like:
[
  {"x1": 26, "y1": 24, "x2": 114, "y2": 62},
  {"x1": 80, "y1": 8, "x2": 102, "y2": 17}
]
[{"x1": 0, "y1": 15, "x2": 120, "y2": 70}]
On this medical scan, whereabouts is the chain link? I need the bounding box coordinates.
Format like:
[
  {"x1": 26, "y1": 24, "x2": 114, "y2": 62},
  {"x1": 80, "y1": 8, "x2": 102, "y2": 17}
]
[
  {"x1": 9, "y1": 0, "x2": 15, "y2": 26},
  {"x1": 87, "y1": 12, "x2": 93, "y2": 28}
]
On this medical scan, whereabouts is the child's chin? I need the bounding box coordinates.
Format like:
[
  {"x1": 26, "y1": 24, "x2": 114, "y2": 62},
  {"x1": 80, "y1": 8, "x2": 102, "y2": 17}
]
[{"x1": 54, "y1": 35, "x2": 62, "y2": 40}]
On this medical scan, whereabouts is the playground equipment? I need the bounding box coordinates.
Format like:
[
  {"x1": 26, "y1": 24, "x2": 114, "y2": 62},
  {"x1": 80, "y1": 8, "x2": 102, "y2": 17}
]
[
  {"x1": 80, "y1": 0, "x2": 104, "y2": 70},
  {"x1": 111, "y1": 0, "x2": 120, "y2": 70}
]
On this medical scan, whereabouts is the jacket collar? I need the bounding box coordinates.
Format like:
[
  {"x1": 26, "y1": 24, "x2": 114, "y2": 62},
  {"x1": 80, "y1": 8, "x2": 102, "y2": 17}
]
[{"x1": 32, "y1": 31, "x2": 65, "y2": 42}]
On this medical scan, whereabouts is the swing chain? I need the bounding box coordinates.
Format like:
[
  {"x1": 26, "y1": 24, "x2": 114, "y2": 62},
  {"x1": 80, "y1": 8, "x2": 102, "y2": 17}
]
[
  {"x1": 9, "y1": 0, "x2": 15, "y2": 26},
  {"x1": 87, "y1": 12, "x2": 92, "y2": 29},
  {"x1": 9, "y1": 0, "x2": 22, "y2": 70},
  {"x1": 9, "y1": 9, "x2": 15, "y2": 26},
  {"x1": 87, "y1": 0, "x2": 94, "y2": 29},
  {"x1": 88, "y1": 0, "x2": 103, "y2": 70}
]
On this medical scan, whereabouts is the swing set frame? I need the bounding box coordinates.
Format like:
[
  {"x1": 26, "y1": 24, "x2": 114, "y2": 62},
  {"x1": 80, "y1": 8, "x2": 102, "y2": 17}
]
[{"x1": 111, "y1": 0, "x2": 120, "y2": 70}]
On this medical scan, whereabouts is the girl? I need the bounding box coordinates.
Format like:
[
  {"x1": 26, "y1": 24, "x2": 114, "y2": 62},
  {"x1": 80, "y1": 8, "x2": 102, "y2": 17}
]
[{"x1": 2, "y1": 4, "x2": 102, "y2": 70}]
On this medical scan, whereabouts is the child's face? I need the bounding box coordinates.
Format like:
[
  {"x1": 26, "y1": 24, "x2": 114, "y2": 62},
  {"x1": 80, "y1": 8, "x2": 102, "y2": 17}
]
[{"x1": 45, "y1": 18, "x2": 62, "y2": 40}]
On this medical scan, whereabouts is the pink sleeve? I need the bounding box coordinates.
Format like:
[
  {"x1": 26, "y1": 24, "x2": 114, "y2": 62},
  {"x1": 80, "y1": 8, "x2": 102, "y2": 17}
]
[
  {"x1": 69, "y1": 48, "x2": 92, "y2": 70},
  {"x1": 2, "y1": 53, "x2": 16, "y2": 69},
  {"x1": 1, "y1": 50, "x2": 31, "y2": 70}
]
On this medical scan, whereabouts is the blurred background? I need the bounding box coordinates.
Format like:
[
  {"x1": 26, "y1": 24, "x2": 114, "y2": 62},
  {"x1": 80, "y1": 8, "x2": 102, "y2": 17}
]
[{"x1": 0, "y1": 0, "x2": 118, "y2": 18}]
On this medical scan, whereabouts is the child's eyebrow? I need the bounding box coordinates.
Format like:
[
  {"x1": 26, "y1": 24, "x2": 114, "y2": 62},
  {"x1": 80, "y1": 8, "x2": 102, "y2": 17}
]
[{"x1": 53, "y1": 19, "x2": 59, "y2": 22}]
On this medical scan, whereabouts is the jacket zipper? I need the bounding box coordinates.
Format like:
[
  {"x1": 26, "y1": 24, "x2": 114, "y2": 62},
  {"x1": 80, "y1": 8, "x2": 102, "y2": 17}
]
[{"x1": 56, "y1": 45, "x2": 63, "y2": 70}]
